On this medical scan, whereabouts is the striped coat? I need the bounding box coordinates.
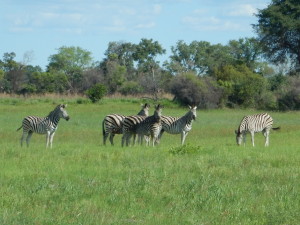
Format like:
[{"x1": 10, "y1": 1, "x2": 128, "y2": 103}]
[
  {"x1": 160, "y1": 105, "x2": 197, "y2": 145},
  {"x1": 235, "y1": 113, "x2": 280, "y2": 147},
  {"x1": 102, "y1": 103, "x2": 150, "y2": 145},
  {"x1": 136, "y1": 104, "x2": 163, "y2": 146},
  {"x1": 17, "y1": 104, "x2": 70, "y2": 148}
]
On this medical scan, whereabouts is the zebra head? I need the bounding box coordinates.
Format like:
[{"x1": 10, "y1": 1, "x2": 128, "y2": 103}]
[
  {"x1": 235, "y1": 129, "x2": 243, "y2": 146},
  {"x1": 188, "y1": 105, "x2": 197, "y2": 121},
  {"x1": 155, "y1": 104, "x2": 163, "y2": 116},
  {"x1": 58, "y1": 104, "x2": 70, "y2": 121},
  {"x1": 138, "y1": 103, "x2": 151, "y2": 116}
]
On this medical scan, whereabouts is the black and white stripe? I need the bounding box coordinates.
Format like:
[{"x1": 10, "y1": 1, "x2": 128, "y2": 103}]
[
  {"x1": 136, "y1": 104, "x2": 163, "y2": 146},
  {"x1": 102, "y1": 103, "x2": 150, "y2": 145},
  {"x1": 235, "y1": 113, "x2": 280, "y2": 147},
  {"x1": 16, "y1": 104, "x2": 70, "y2": 148},
  {"x1": 121, "y1": 114, "x2": 147, "y2": 147},
  {"x1": 160, "y1": 105, "x2": 197, "y2": 145}
]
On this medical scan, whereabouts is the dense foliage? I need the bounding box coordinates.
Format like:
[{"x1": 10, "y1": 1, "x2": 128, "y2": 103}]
[{"x1": 0, "y1": 0, "x2": 299, "y2": 110}]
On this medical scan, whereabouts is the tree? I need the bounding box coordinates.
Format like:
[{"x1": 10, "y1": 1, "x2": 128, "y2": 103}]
[
  {"x1": 167, "y1": 41, "x2": 233, "y2": 76},
  {"x1": 0, "y1": 52, "x2": 25, "y2": 93},
  {"x1": 47, "y1": 46, "x2": 93, "y2": 92},
  {"x1": 104, "y1": 41, "x2": 136, "y2": 77},
  {"x1": 132, "y1": 39, "x2": 166, "y2": 99},
  {"x1": 253, "y1": 0, "x2": 300, "y2": 72},
  {"x1": 228, "y1": 38, "x2": 263, "y2": 70}
]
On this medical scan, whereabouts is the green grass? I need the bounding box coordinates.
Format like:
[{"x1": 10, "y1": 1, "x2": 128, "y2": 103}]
[{"x1": 0, "y1": 97, "x2": 300, "y2": 224}]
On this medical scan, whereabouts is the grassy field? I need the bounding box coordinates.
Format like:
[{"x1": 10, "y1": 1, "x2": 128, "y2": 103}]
[{"x1": 0, "y1": 96, "x2": 300, "y2": 225}]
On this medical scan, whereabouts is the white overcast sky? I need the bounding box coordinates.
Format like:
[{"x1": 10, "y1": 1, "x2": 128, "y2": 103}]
[{"x1": 0, "y1": 0, "x2": 270, "y2": 70}]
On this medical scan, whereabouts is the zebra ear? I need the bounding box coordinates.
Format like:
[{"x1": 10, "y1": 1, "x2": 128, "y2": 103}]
[
  {"x1": 61, "y1": 104, "x2": 67, "y2": 108},
  {"x1": 188, "y1": 105, "x2": 191, "y2": 109},
  {"x1": 235, "y1": 130, "x2": 238, "y2": 135}
]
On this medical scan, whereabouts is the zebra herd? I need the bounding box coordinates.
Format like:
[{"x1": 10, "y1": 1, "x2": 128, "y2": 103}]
[
  {"x1": 103, "y1": 104, "x2": 198, "y2": 147},
  {"x1": 16, "y1": 103, "x2": 280, "y2": 148}
]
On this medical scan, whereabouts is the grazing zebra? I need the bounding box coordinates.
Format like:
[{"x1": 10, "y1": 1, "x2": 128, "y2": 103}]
[
  {"x1": 102, "y1": 103, "x2": 150, "y2": 145},
  {"x1": 136, "y1": 104, "x2": 163, "y2": 146},
  {"x1": 235, "y1": 113, "x2": 280, "y2": 147},
  {"x1": 159, "y1": 105, "x2": 197, "y2": 145},
  {"x1": 16, "y1": 104, "x2": 70, "y2": 148}
]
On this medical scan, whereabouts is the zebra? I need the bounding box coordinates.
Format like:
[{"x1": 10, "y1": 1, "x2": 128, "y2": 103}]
[
  {"x1": 136, "y1": 104, "x2": 163, "y2": 146},
  {"x1": 235, "y1": 113, "x2": 280, "y2": 147},
  {"x1": 121, "y1": 114, "x2": 147, "y2": 147},
  {"x1": 159, "y1": 105, "x2": 197, "y2": 145},
  {"x1": 16, "y1": 104, "x2": 70, "y2": 148},
  {"x1": 102, "y1": 103, "x2": 150, "y2": 145}
]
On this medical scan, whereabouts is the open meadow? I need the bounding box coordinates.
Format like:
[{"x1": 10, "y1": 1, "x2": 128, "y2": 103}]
[{"x1": 0, "y1": 96, "x2": 300, "y2": 225}]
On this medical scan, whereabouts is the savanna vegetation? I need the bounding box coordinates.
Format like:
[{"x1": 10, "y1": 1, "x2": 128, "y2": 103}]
[
  {"x1": 0, "y1": 96, "x2": 300, "y2": 224},
  {"x1": 1, "y1": 0, "x2": 300, "y2": 110}
]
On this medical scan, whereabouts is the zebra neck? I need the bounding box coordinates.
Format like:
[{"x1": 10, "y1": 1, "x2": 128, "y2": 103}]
[
  {"x1": 181, "y1": 115, "x2": 193, "y2": 125},
  {"x1": 47, "y1": 115, "x2": 60, "y2": 126}
]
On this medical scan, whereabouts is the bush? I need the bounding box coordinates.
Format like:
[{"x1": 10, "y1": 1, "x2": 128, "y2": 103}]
[
  {"x1": 170, "y1": 72, "x2": 223, "y2": 108},
  {"x1": 277, "y1": 76, "x2": 300, "y2": 110},
  {"x1": 85, "y1": 83, "x2": 107, "y2": 103}
]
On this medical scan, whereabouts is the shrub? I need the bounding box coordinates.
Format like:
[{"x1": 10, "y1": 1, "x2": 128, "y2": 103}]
[
  {"x1": 169, "y1": 144, "x2": 201, "y2": 155},
  {"x1": 85, "y1": 83, "x2": 107, "y2": 103},
  {"x1": 170, "y1": 72, "x2": 223, "y2": 108},
  {"x1": 277, "y1": 76, "x2": 300, "y2": 110}
]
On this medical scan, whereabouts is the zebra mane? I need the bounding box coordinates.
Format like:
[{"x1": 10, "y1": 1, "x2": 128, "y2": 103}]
[{"x1": 47, "y1": 104, "x2": 64, "y2": 120}]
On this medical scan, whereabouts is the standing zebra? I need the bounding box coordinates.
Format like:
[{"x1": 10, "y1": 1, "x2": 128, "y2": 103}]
[
  {"x1": 136, "y1": 104, "x2": 163, "y2": 146},
  {"x1": 16, "y1": 104, "x2": 70, "y2": 148},
  {"x1": 121, "y1": 114, "x2": 147, "y2": 147},
  {"x1": 235, "y1": 113, "x2": 280, "y2": 147},
  {"x1": 159, "y1": 105, "x2": 197, "y2": 145},
  {"x1": 102, "y1": 103, "x2": 150, "y2": 145}
]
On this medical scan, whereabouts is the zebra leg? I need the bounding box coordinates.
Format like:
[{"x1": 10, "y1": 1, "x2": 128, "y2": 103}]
[
  {"x1": 121, "y1": 133, "x2": 128, "y2": 147},
  {"x1": 20, "y1": 131, "x2": 27, "y2": 147},
  {"x1": 46, "y1": 131, "x2": 51, "y2": 148},
  {"x1": 132, "y1": 134, "x2": 137, "y2": 146},
  {"x1": 243, "y1": 133, "x2": 247, "y2": 146},
  {"x1": 138, "y1": 134, "x2": 143, "y2": 145},
  {"x1": 109, "y1": 133, "x2": 115, "y2": 146},
  {"x1": 263, "y1": 130, "x2": 270, "y2": 147},
  {"x1": 25, "y1": 131, "x2": 33, "y2": 147},
  {"x1": 103, "y1": 132, "x2": 109, "y2": 145},
  {"x1": 152, "y1": 135, "x2": 155, "y2": 147},
  {"x1": 250, "y1": 131, "x2": 255, "y2": 147},
  {"x1": 49, "y1": 132, "x2": 55, "y2": 148},
  {"x1": 181, "y1": 131, "x2": 188, "y2": 145},
  {"x1": 126, "y1": 134, "x2": 131, "y2": 146}
]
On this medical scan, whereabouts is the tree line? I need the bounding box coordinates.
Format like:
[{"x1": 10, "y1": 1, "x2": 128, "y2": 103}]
[{"x1": 1, "y1": 0, "x2": 299, "y2": 110}]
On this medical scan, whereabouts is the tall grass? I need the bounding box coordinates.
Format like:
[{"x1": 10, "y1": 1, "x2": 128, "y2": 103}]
[{"x1": 0, "y1": 97, "x2": 300, "y2": 224}]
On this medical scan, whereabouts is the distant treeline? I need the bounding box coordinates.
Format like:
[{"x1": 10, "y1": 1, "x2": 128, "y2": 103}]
[{"x1": 1, "y1": 0, "x2": 300, "y2": 110}]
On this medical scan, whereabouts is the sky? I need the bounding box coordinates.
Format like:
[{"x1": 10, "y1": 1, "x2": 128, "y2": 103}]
[{"x1": 0, "y1": 0, "x2": 271, "y2": 70}]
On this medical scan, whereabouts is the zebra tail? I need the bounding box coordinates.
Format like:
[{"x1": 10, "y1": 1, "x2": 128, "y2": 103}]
[
  {"x1": 272, "y1": 127, "x2": 280, "y2": 130},
  {"x1": 16, "y1": 125, "x2": 22, "y2": 131}
]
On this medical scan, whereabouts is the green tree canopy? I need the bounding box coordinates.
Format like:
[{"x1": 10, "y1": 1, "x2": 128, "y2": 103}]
[
  {"x1": 253, "y1": 0, "x2": 300, "y2": 70},
  {"x1": 47, "y1": 46, "x2": 93, "y2": 92}
]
